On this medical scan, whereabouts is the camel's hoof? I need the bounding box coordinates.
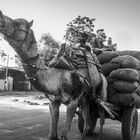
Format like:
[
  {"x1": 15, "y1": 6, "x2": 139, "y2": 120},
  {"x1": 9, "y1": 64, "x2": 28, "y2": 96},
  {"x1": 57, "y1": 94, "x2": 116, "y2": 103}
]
[
  {"x1": 49, "y1": 136, "x2": 60, "y2": 140},
  {"x1": 61, "y1": 136, "x2": 68, "y2": 140},
  {"x1": 86, "y1": 130, "x2": 94, "y2": 136},
  {"x1": 50, "y1": 138, "x2": 60, "y2": 140}
]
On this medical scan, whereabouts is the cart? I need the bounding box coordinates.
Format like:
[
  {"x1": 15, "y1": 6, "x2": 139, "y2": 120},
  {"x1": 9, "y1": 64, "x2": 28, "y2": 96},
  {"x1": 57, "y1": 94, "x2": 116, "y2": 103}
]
[{"x1": 77, "y1": 97, "x2": 138, "y2": 140}]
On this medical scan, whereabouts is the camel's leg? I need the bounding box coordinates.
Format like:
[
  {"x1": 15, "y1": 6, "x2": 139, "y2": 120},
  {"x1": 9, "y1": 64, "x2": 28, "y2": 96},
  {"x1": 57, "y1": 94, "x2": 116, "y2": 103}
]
[
  {"x1": 61, "y1": 100, "x2": 77, "y2": 140},
  {"x1": 100, "y1": 73, "x2": 108, "y2": 101},
  {"x1": 81, "y1": 102, "x2": 90, "y2": 140},
  {"x1": 49, "y1": 100, "x2": 61, "y2": 140},
  {"x1": 98, "y1": 73, "x2": 108, "y2": 139}
]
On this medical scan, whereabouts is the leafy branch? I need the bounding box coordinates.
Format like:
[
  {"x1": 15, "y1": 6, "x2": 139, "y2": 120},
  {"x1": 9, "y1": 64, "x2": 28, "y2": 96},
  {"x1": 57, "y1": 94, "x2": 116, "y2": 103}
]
[{"x1": 64, "y1": 16, "x2": 95, "y2": 44}]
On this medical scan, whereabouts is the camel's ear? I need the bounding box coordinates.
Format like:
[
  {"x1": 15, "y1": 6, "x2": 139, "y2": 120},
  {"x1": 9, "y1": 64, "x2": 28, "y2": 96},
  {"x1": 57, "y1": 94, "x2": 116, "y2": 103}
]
[
  {"x1": 29, "y1": 20, "x2": 33, "y2": 28},
  {"x1": 0, "y1": 10, "x2": 4, "y2": 18}
]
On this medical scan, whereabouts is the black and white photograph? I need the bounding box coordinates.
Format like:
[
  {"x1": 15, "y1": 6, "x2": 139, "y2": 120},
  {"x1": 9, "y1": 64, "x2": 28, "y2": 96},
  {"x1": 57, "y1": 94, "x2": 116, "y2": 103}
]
[{"x1": 0, "y1": 0, "x2": 140, "y2": 140}]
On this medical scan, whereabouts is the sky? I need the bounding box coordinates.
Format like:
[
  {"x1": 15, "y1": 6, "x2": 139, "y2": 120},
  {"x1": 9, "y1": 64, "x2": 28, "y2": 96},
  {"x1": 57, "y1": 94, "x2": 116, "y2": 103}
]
[{"x1": 0, "y1": 0, "x2": 140, "y2": 63}]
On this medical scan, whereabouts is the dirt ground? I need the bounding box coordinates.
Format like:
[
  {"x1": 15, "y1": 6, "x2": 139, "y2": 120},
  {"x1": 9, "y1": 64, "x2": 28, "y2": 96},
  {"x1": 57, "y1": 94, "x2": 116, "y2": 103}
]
[{"x1": 0, "y1": 92, "x2": 140, "y2": 140}]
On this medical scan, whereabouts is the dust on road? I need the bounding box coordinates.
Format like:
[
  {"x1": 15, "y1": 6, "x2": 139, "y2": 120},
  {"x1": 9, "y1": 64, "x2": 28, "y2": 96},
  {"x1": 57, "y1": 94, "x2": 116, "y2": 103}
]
[{"x1": 0, "y1": 94, "x2": 140, "y2": 140}]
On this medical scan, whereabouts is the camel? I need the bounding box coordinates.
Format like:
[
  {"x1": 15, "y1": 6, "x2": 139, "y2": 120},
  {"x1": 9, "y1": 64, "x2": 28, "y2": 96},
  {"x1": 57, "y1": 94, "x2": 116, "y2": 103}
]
[{"x1": 0, "y1": 11, "x2": 107, "y2": 140}]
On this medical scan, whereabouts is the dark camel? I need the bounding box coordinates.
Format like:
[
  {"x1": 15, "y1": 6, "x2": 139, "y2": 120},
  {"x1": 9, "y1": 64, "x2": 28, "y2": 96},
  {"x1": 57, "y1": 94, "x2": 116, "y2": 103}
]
[{"x1": 0, "y1": 11, "x2": 107, "y2": 140}]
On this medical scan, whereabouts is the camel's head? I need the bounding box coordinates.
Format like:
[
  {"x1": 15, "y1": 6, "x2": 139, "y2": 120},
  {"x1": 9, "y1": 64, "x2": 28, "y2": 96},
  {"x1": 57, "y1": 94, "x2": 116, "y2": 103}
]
[
  {"x1": 0, "y1": 10, "x2": 33, "y2": 43},
  {"x1": 0, "y1": 10, "x2": 37, "y2": 60}
]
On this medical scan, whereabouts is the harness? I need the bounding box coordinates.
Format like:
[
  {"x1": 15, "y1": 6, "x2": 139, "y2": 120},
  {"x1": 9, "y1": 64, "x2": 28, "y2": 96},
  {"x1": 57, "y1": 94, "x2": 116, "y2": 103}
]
[
  {"x1": 22, "y1": 54, "x2": 40, "y2": 81},
  {"x1": 0, "y1": 21, "x2": 42, "y2": 81}
]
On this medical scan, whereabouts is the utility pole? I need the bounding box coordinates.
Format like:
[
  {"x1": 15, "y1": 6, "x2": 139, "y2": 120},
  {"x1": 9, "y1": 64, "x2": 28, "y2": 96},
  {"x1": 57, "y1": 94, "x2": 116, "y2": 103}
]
[{"x1": 4, "y1": 54, "x2": 9, "y2": 90}]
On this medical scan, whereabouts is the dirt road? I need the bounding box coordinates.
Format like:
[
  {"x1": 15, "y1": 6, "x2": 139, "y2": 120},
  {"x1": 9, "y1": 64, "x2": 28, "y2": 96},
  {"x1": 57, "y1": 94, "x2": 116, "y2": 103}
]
[{"x1": 0, "y1": 95, "x2": 140, "y2": 140}]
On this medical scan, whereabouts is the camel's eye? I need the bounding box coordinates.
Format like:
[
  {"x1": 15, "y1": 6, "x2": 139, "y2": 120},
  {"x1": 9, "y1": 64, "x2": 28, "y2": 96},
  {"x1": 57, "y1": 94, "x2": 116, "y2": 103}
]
[{"x1": 14, "y1": 21, "x2": 21, "y2": 27}]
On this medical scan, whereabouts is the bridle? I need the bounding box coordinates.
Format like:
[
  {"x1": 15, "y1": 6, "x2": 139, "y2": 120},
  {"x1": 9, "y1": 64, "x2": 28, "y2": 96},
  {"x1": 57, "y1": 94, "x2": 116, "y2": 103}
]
[
  {"x1": 0, "y1": 20, "x2": 30, "y2": 48},
  {"x1": 0, "y1": 20, "x2": 41, "y2": 81},
  {"x1": 16, "y1": 28, "x2": 40, "y2": 81}
]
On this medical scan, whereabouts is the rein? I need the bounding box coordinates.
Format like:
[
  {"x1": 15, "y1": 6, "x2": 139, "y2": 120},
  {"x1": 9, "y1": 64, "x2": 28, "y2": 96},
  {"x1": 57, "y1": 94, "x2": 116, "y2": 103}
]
[
  {"x1": 3, "y1": 24, "x2": 43, "y2": 81},
  {"x1": 21, "y1": 54, "x2": 40, "y2": 81}
]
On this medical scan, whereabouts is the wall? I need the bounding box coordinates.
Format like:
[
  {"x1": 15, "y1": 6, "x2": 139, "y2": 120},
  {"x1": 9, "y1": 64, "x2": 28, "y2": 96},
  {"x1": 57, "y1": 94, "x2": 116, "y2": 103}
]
[{"x1": 0, "y1": 68, "x2": 31, "y2": 91}]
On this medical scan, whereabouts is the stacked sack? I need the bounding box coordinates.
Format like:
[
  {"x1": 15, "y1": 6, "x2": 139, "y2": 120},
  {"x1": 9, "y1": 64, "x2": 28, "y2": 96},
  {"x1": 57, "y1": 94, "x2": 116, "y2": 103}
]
[{"x1": 97, "y1": 50, "x2": 140, "y2": 108}]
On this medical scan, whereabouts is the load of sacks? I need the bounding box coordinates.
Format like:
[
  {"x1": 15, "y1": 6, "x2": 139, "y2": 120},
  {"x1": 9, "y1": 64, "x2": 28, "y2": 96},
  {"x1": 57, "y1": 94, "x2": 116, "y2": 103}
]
[{"x1": 96, "y1": 50, "x2": 140, "y2": 108}]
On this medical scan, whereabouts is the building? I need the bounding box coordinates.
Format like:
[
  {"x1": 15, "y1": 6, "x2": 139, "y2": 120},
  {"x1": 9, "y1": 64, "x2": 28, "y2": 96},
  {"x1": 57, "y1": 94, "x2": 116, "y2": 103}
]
[{"x1": 0, "y1": 66, "x2": 31, "y2": 91}]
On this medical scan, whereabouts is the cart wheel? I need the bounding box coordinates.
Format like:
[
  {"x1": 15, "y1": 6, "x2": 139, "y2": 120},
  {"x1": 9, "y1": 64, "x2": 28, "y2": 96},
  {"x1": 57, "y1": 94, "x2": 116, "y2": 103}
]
[
  {"x1": 122, "y1": 107, "x2": 138, "y2": 140},
  {"x1": 78, "y1": 111, "x2": 97, "y2": 135}
]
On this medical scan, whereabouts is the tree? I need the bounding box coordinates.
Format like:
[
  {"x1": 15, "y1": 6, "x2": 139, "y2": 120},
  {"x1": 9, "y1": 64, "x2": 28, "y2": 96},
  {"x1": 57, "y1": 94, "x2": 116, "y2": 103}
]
[
  {"x1": 0, "y1": 49, "x2": 7, "y2": 61},
  {"x1": 0, "y1": 36, "x2": 23, "y2": 68},
  {"x1": 38, "y1": 33, "x2": 60, "y2": 63},
  {"x1": 64, "y1": 16, "x2": 95, "y2": 44},
  {"x1": 39, "y1": 33, "x2": 59, "y2": 48}
]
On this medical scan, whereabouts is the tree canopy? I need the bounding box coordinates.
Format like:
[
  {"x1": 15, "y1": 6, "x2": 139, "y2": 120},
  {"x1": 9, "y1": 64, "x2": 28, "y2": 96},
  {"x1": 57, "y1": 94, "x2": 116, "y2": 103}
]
[
  {"x1": 39, "y1": 33, "x2": 59, "y2": 48},
  {"x1": 38, "y1": 33, "x2": 60, "y2": 62}
]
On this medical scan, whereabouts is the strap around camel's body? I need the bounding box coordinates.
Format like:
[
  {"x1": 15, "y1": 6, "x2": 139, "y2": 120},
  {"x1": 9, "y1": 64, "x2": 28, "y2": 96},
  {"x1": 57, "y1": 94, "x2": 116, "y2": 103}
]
[{"x1": 49, "y1": 55, "x2": 75, "y2": 70}]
